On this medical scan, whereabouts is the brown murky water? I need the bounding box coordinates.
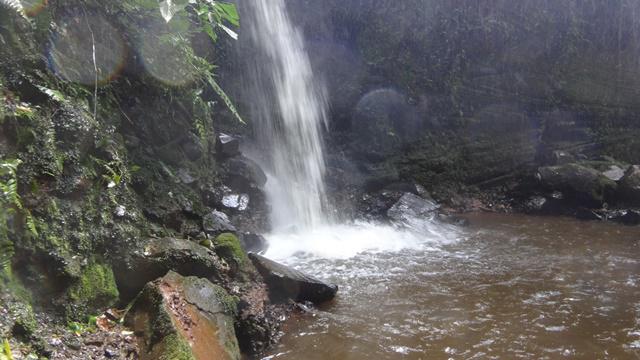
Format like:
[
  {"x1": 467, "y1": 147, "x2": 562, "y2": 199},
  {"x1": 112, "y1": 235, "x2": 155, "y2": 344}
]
[{"x1": 264, "y1": 214, "x2": 640, "y2": 359}]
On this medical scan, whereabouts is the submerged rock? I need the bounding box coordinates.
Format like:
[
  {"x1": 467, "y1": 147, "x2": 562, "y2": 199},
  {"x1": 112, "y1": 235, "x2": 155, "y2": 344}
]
[
  {"x1": 387, "y1": 192, "x2": 439, "y2": 222},
  {"x1": 114, "y1": 237, "x2": 226, "y2": 300},
  {"x1": 248, "y1": 253, "x2": 337, "y2": 304},
  {"x1": 125, "y1": 271, "x2": 240, "y2": 360}
]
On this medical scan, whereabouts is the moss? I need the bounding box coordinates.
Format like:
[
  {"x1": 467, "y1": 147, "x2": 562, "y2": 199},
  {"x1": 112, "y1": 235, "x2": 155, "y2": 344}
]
[
  {"x1": 213, "y1": 233, "x2": 247, "y2": 267},
  {"x1": 156, "y1": 333, "x2": 196, "y2": 360},
  {"x1": 67, "y1": 262, "x2": 119, "y2": 317}
]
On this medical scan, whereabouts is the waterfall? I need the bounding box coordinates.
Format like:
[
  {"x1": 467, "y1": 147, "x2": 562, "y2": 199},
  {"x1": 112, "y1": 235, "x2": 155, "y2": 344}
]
[{"x1": 241, "y1": 0, "x2": 329, "y2": 231}]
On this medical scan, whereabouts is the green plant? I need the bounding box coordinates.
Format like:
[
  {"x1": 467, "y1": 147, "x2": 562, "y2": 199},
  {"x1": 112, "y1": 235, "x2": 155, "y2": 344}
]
[
  {"x1": 0, "y1": 159, "x2": 37, "y2": 271},
  {"x1": 159, "y1": 0, "x2": 245, "y2": 125},
  {"x1": 0, "y1": 339, "x2": 13, "y2": 360}
]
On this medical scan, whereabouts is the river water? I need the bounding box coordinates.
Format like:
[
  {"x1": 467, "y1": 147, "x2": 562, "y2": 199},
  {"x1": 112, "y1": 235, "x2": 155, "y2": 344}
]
[{"x1": 263, "y1": 214, "x2": 640, "y2": 359}]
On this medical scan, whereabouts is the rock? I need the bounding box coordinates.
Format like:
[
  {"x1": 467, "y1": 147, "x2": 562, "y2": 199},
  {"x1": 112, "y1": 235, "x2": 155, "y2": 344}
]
[
  {"x1": 181, "y1": 134, "x2": 203, "y2": 161},
  {"x1": 114, "y1": 205, "x2": 126, "y2": 218},
  {"x1": 222, "y1": 194, "x2": 249, "y2": 212},
  {"x1": 618, "y1": 165, "x2": 640, "y2": 205},
  {"x1": 550, "y1": 150, "x2": 575, "y2": 165},
  {"x1": 248, "y1": 253, "x2": 337, "y2": 304},
  {"x1": 575, "y1": 208, "x2": 603, "y2": 221},
  {"x1": 177, "y1": 168, "x2": 196, "y2": 185},
  {"x1": 239, "y1": 233, "x2": 268, "y2": 254},
  {"x1": 125, "y1": 271, "x2": 240, "y2": 360},
  {"x1": 524, "y1": 196, "x2": 547, "y2": 213},
  {"x1": 213, "y1": 233, "x2": 250, "y2": 274},
  {"x1": 114, "y1": 237, "x2": 226, "y2": 300},
  {"x1": 203, "y1": 210, "x2": 237, "y2": 235},
  {"x1": 610, "y1": 209, "x2": 640, "y2": 226},
  {"x1": 216, "y1": 133, "x2": 241, "y2": 158},
  {"x1": 224, "y1": 156, "x2": 267, "y2": 192},
  {"x1": 104, "y1": 348, "x2": 118, "y2": 358},
  {"x1": 602, "y1": 165, "x2": 625, "y2": 182},
  {"x1": 537, "y1": 164, "x2": 617, "y2": 207},
  {"x1": 387, "y1": 193, "x2": 439, "y2": 222}
]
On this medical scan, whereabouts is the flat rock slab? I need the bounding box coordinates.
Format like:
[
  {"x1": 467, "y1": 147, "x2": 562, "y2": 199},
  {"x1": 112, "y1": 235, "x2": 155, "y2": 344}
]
[
  {"x1": 248, "y1": 253, "x2": 337, "y2": 304},
  {"x1": 126, "y1": 271, "x2": 240, "y2": 360}
]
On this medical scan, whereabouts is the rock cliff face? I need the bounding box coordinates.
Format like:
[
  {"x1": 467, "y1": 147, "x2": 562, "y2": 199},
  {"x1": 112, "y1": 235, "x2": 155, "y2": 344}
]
[{"x1": 0, "y1": 1, "x2": 287, "y2": 358}]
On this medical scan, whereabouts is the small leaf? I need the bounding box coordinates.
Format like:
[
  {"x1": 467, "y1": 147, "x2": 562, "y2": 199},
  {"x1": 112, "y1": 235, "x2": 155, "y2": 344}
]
[
  {"x1": 159, "y1": 0, "x2": 187, "y2": 22},
  {"x1": 218, "y1": 23, "x2": 238, "y2": 40}
]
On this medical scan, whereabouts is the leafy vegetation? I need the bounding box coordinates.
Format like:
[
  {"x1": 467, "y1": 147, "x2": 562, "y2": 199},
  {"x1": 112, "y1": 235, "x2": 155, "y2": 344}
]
[{"x1": 0, "y1": 159, "x2": 37, "y2": 271}]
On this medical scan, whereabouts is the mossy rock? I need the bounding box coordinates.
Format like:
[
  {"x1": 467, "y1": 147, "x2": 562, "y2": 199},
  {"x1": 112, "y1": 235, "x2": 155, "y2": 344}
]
[
  {"x1": 125, "y1": 271, "x2": 240, "y2": 360},
  {"x1": 67, "y1": 262, "x2": 119, "y2": 319},
  {"x1": 213, "y1": 233, "x2": 248, "y2": 269}
]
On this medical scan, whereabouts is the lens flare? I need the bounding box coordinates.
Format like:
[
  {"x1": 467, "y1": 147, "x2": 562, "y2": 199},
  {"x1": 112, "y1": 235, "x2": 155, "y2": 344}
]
[
  {"x1": 20, "y1": 0, "x2": 47, "y2": 16},
  {"x1": 139, "y1": 27, "x2": 197, "y2": 86},
  {"x1": 48, "y1": 12, "x2": 125, "y2": 85}
]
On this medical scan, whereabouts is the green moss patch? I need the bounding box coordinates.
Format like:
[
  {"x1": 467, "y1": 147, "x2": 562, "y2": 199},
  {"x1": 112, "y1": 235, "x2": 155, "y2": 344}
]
[
  {"x1": 213, "y1": 233, "x2": 247, "y2": 267},
  {"x1": 67, "y1": 262, "x2": 119, "y2": 318}
]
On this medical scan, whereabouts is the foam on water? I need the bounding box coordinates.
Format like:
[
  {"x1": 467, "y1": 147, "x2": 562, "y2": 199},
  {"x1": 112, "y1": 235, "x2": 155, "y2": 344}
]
[{"x1": 264, "y1": 218, "x2": 459, "y2": 261}]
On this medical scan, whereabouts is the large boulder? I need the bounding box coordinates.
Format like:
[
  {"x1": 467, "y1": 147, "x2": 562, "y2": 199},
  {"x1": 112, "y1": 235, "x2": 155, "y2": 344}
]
[
  {"x1": 114, "y1": 237, "x2": 227, "y2": 300},
  {"x1": 387, "y1": 192, "x2": 439, "y2": 222},
  {"x1": 537, "y1": 164, "x2": 617, "y2": 207},
  {"x1": 248, "y1": 253, "x2": 337, "y2": 304},
  {"x1": 125, "y1": 271, "x2": 240, "y2": 360},
  {"x1": 223, "y1": 156, "x2": 267, "y2": 193},
  {"x1": 618, "y1": 165, "x2": 640, "y2": 205}
]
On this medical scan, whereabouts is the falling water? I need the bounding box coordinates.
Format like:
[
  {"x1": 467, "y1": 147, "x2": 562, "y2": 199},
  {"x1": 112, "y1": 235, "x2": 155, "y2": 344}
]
[{"x1": 242, "y1": 0, "x2": 329, "y2": 231}]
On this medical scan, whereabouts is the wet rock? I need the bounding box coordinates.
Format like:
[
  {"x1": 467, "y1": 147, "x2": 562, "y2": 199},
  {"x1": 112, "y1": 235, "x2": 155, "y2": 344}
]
[
  {"x1": 524, "y1": 196, "x2": 548, "y2": 213},
  {"x1": 537, "y1": 164, "x2": 617, "y2": 207},
  {"x1": 387, "y1": 193, "x2": 439, "y2": 222},
  {"x1": 222, "y1": 193, "x2": 250, "y2": 212},
  {"x1": 550, "y1": 150, "x2": 575, "y2": 165},
  {"x1": 203, "y1": 210, "x2": 237, "y2": 235},
  {"x1": 248, "y1": 253, "x2": 338, "y2": 304},
  {"x1": 125, "y1": 271, "x2": 240, "y2": 360},
  {"x1": 180, "y1": 134, "x2": 203, "y2": 161},
  {"x1": 177, "y1": 168, "x2": 196, "y2": 185},
  {"x1": 575, "y1": 208, "x2": 603, "y2": 221},
  {"x1": 602, "y1": 165, "x2": 625, "y2": 182},
  {"x1": 239, "y1": 233, "x2": 268, "y2": 254},
  {"x1": 114, "y1": 237, "x2": 226, "y2": 300},
  {"x1": 610, "y1": 209, "x2": 640, "y2": 226},
  {"x1": 224, "y1": 156, "x2": 267, "y2": 192},
  {"x1": 216, "y1": 133, "x2": 241, "y2": 158},
  {"x1": 618, "y1": 165, "x2": 640, "y2": 205},
  {"x1": 213, "y1": 233, "x2": 250, "y2": 274}
]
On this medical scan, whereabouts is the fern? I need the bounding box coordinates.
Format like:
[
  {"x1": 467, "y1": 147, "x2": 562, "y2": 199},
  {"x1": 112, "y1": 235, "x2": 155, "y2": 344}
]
[{"x1": 0, "y1": 159, "x2": 37, "y2": 272}]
